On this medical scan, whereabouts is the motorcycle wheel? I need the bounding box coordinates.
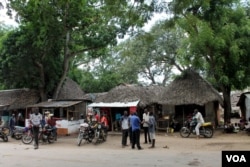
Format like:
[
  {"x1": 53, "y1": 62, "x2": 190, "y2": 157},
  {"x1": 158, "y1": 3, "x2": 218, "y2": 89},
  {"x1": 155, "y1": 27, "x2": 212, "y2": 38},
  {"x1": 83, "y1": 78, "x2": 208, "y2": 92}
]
[
  {"x1": 94, "y1": 131, "x2": 100, "y2": 144},
  {"x1": 77, "y1": 133, "x2": 83, "y2": 146},
  {"x1": 2, "y1": 134, "x2": 8, "y2": 142},
  {"x1": 2, "y1": 127, "x2": 10, "y2": 136},
  {"x1": 102, "y1": 130, "x2": 107, "y2": 142},
  {"x1": 48, "y1": 134, "x2": 55, "y2": 143},
  {"x1": 179, "y1": 127, "x2": 191, "y2": 138},
  {"x1": 15, "y1": 134, "x2": 23, "y2": 140},
  {"x1": 22, "y1": 134, "x2": 33, "y2": 144},
  {"x1": 204, "y1": 128, "x2": 213, "y2": 138}
]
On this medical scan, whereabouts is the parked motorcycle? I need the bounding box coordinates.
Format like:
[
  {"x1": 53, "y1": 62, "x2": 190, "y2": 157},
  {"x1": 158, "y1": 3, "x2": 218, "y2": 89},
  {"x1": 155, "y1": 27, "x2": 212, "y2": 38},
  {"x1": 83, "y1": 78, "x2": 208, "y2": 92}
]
[
  {"x1": 22, "y1": 125, "x2": 56, "y2": 144},
  {"x1": 77, "y1": 122, "x2": 95, "y2": 146},
  {"x1": 11, "y1": 126, "x2": 26, "y2": 140},
  {"x1": 180, "y1": 118, "x2": 213, "y2": 138},
  {"x1": 93, "y1": 123, "x2": 107, "y2": 144},
  {"x1": 0, "y1": 127, "x2": 8, "y2": 142}
]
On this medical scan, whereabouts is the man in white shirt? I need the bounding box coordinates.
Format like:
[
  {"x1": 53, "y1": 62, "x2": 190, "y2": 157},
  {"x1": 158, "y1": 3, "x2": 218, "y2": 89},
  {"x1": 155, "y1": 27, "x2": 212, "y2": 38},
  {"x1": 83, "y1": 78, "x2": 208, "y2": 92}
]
[
  {"x1": 142, "y1": 109, "x2": 151, "y2": 144},
  {"x1": 30, "y1": 108, "x2": 42, "y2": 149},
  {"x1": 193, "y1": 109, "x2": 204, "y2": 139}
]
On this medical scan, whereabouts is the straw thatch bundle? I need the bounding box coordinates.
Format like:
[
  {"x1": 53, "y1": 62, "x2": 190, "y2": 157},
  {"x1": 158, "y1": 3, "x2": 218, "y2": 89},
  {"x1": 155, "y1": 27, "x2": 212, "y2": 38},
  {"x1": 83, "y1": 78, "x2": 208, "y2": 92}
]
[
  {"x1": 159, "y1": 70, "x2": 223, "y2": 106},
  {"x1": 0, "y1": 89, "x2": 40, "y2": 110},
  {"x1": 94, "y1": 84, "x2": 166, "y2": 108},
  {"x1": 57, "y1": 77, "x2": 85, "y2": 100}
]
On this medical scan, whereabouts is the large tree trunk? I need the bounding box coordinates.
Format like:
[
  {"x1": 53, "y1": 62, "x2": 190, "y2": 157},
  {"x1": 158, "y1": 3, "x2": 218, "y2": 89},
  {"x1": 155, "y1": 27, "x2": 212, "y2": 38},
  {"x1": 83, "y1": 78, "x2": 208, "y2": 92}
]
[
  {"x1": 221, "y1": 85, "x2": 232, "y2": 124},
  {"x1": 35, "y1": 60, "x2": 47, "y2": 101},
  {"x1": 53, "y1": 31, "x2": 71, "y2": 99},
  {"x1": 52, "y1": 57, "x2": 70, "y2": 99}
]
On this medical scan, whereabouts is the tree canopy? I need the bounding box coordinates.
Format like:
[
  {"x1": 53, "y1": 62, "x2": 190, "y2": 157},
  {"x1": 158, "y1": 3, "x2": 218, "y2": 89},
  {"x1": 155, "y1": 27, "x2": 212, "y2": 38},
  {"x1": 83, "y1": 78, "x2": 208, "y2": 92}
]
[
  {"x1": 168, "y1": 0, "x2": 250, "y2": 121},
  {"x1": 0, "y1": 0, "x2": 164, "y2": 99}
]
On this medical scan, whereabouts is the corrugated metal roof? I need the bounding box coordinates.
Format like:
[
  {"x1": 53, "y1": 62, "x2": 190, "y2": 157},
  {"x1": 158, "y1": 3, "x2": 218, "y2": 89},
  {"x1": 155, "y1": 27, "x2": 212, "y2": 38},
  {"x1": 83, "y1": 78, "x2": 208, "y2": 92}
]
[
  {"x1": 27, "y1": 101, "x2": 83, "y2": 108},
  {"x1": 88, "y1": 100, "x2": 139, "y2": 107}
]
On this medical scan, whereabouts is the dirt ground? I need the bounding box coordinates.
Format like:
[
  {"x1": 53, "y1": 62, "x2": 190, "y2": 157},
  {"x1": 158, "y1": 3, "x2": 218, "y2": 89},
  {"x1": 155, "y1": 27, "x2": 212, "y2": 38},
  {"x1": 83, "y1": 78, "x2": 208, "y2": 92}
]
[
  {"x1": 50, "y1": 128, "x2": 250, "y2": 151},
  {"x1": 1, "y1": 128, "x2": 250, "y2": 167}
]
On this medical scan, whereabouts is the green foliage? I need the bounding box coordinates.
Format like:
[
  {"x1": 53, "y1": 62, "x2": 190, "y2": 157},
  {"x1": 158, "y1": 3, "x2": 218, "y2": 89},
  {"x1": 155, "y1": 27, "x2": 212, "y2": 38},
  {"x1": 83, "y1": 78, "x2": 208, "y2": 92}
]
[
  {"x1": 169, "y1": 0, "x2": 250, "y2": 121},
  {"x1": 0, "y1": 0, "x2": 159, "y2": 98}
]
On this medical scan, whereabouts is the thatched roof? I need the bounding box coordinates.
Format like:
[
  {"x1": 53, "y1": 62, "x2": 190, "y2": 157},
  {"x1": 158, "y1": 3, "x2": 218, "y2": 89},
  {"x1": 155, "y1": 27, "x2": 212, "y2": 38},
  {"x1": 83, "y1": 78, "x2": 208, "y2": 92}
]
[
  {"x1": 93, "y1": 84, "x2": 166, "y2": 108},
  {"x1": 57, "y1": 77, "x2": 85, "y2": 100},
  {"x1": 159, "y1": 70, "x2": 223, "y2": 106},
  {"x1": 0, "y1": 89, "x2": 40, "y2": 110},
  {"x1": 83, "y1": 92, "x2": 108, "y2": 101}
]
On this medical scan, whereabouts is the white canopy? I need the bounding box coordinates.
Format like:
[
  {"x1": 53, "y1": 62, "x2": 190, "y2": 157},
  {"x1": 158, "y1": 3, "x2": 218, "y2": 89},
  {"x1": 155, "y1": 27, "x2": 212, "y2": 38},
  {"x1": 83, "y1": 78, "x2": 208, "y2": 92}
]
[{"x1": 88, "y1": 100, "x2": 140, "y2": 108}]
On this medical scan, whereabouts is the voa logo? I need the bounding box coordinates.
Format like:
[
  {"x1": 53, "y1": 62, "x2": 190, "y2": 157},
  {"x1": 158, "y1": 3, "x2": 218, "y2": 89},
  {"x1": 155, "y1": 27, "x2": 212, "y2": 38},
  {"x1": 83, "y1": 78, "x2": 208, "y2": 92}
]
[
  {"x1": 226, "y1": 155, "x2": 247, "y2": 163},
  {"x1": 222, "y1": 151, "x2": 250, "y2": 167}
]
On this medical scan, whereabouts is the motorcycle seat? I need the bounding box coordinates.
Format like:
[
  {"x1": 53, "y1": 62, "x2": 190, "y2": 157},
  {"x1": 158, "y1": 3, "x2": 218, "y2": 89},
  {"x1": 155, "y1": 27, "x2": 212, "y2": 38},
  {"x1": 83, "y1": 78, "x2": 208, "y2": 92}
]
[{"x1": 202, "y1": 122, "x2": 212, "y2": 126}]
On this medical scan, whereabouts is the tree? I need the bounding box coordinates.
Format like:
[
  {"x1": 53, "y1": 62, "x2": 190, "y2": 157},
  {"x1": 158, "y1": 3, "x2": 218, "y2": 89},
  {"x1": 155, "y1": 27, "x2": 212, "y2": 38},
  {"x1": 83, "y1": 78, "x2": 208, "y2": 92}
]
[
  {"x1": 169, "y1": 0, "x2": 250, "y2": 122},
  {"x1": 68, "y1": 47, "x2": 138, "y2": 93},
  {"x1": 2, "y1": 0, "x2": 163, "y2": 99},
  {"x1": 116, "y1": 20, "x2": 185, "y2": 86},
  {"x1": 0, "y1": 25, "x2": 63, "y2": 100}
]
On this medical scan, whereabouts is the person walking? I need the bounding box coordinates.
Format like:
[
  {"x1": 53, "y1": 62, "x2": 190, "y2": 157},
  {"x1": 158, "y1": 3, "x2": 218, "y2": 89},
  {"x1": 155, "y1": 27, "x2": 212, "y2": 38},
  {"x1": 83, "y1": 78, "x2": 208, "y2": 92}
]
[
  {"x1": 30, "y1": 108, "x2": 42, "y2": 149},
  {"x1": 120, "y1": 110, "x2": 129, "y2": 148},
  {"x1": 130, "y1": 112, "x2": 143, "y2": 150},
  {"x1": 148, "y1": 111, "x2": 157, "y2": 148},
  {"x1": 193, "y1": 109, "x2": 204, "y2": 139},
  {"x1": 142, "y1": 109, "x2": 151, "y2": 144}
]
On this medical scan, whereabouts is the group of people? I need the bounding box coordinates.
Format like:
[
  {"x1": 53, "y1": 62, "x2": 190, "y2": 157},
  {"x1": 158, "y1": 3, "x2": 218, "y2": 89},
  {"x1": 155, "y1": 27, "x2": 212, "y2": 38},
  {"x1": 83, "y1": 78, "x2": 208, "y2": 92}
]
[
  {"x1": 119, "y1": 109, "x2": 157, "y2": 150},
  {"x1": 86, "y1": 108, "x2": 109, "y2": 132}
]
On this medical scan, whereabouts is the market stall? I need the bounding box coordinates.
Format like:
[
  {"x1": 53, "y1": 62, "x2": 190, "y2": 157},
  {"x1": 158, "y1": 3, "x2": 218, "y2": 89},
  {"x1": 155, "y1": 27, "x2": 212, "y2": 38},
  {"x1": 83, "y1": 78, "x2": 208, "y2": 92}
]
[{"x1": 26, "y1": 100, "x2": 88, "y2": 135}]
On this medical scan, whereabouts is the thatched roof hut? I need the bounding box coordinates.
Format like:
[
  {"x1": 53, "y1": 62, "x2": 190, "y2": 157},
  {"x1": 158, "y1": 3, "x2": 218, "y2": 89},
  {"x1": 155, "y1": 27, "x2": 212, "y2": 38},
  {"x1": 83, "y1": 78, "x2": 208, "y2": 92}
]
[
  {"x1": 57, "y1": 77, "x2": 85, "y2": 100},
  {"x1": 159, "y1": 70, "x2": 223, "y2": 106},
  {"x1": 93, "y1": 84, "x2": 166, "y2": 108},
  {"x1": 0, "y1": 89, "x2": 40, "y2": 110}
]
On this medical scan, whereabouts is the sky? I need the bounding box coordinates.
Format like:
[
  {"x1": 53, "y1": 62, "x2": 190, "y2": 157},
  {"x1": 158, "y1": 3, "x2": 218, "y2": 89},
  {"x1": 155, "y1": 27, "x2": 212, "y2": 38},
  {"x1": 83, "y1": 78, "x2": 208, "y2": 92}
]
[{"x1": 0, "y1": 6, "x2": 18, "y2": 27}]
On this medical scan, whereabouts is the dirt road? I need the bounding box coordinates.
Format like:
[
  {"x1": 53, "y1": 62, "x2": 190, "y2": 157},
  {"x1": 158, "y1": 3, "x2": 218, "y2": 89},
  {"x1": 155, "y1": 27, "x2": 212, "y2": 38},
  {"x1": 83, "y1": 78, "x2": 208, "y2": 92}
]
[{"x1": 0, "y1": 129, "x2": 249, "y2": 167}]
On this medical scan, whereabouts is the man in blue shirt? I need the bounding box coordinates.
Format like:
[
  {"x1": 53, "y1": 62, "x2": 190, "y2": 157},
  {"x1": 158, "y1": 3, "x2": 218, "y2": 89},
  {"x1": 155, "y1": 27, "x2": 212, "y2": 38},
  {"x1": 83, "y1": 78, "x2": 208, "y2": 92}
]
[{"x1": 130, "y1": 112, "x2": 143, "y2": 150}]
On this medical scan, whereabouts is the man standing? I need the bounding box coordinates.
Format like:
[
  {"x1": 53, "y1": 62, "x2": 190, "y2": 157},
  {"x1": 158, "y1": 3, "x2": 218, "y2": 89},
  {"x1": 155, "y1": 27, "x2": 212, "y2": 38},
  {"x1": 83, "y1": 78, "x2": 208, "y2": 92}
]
[
  {"x1": 30, "y1": 108, "x2": 42, "y2": 149},
  {"x1": 148, "y1": 111, "x2": 157, "y2": 148},
  {"x1": 9, "y1": 114, "x2": 16, "y2": 137},
  {"x1": 142, "y1": 109, "x2": 151, "y2": 144},
  {"x1": 120, "y1": 110, "x2": 129, "y2": 148},
  {"x1": 130, "y1": 112, "x2": 143, "y2": 150},
  {"x1": 193, "y1": 109, "x2": 204, "y2": 139}
]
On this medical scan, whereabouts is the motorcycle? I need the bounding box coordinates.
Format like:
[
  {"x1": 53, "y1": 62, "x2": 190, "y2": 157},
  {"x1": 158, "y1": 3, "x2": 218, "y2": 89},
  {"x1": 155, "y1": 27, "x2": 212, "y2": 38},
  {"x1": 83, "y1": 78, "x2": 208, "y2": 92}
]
[
  {"x1": 180, "y1": 117, "x2": 213, "y2": 138},
  {"x1": 77, "y1": 122, "x2": 95, "y2": 146},
  {"x1": 11, "y1": 126, "x2": 26, "y2": 140},
  {"x1": 22, "y1": 125, "x2": 56, "y2": 144},
  {"x1": 93, "y1": 123, "x2": 107, "y2": 144},
  {"x1": 0, "y1": 127, "x2": 8, "y2": 142}
]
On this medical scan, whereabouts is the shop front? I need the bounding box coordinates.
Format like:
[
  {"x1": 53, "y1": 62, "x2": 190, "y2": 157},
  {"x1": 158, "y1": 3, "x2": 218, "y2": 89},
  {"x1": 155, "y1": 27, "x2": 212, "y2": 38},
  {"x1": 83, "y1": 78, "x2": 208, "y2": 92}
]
[
  {"x1": 88, "y1": 100, "x2": 140, "y2": 131},
  {"x1": 26, "y1": 100, "x2": 88, "y2": 135}
]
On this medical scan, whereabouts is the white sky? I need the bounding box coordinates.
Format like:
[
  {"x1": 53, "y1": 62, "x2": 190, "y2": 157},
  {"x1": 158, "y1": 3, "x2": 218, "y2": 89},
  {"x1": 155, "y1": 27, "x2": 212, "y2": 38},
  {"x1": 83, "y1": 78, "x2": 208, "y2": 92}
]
[{"x1": 0, "y1": 4, "x2": 18, "y2": 27}]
